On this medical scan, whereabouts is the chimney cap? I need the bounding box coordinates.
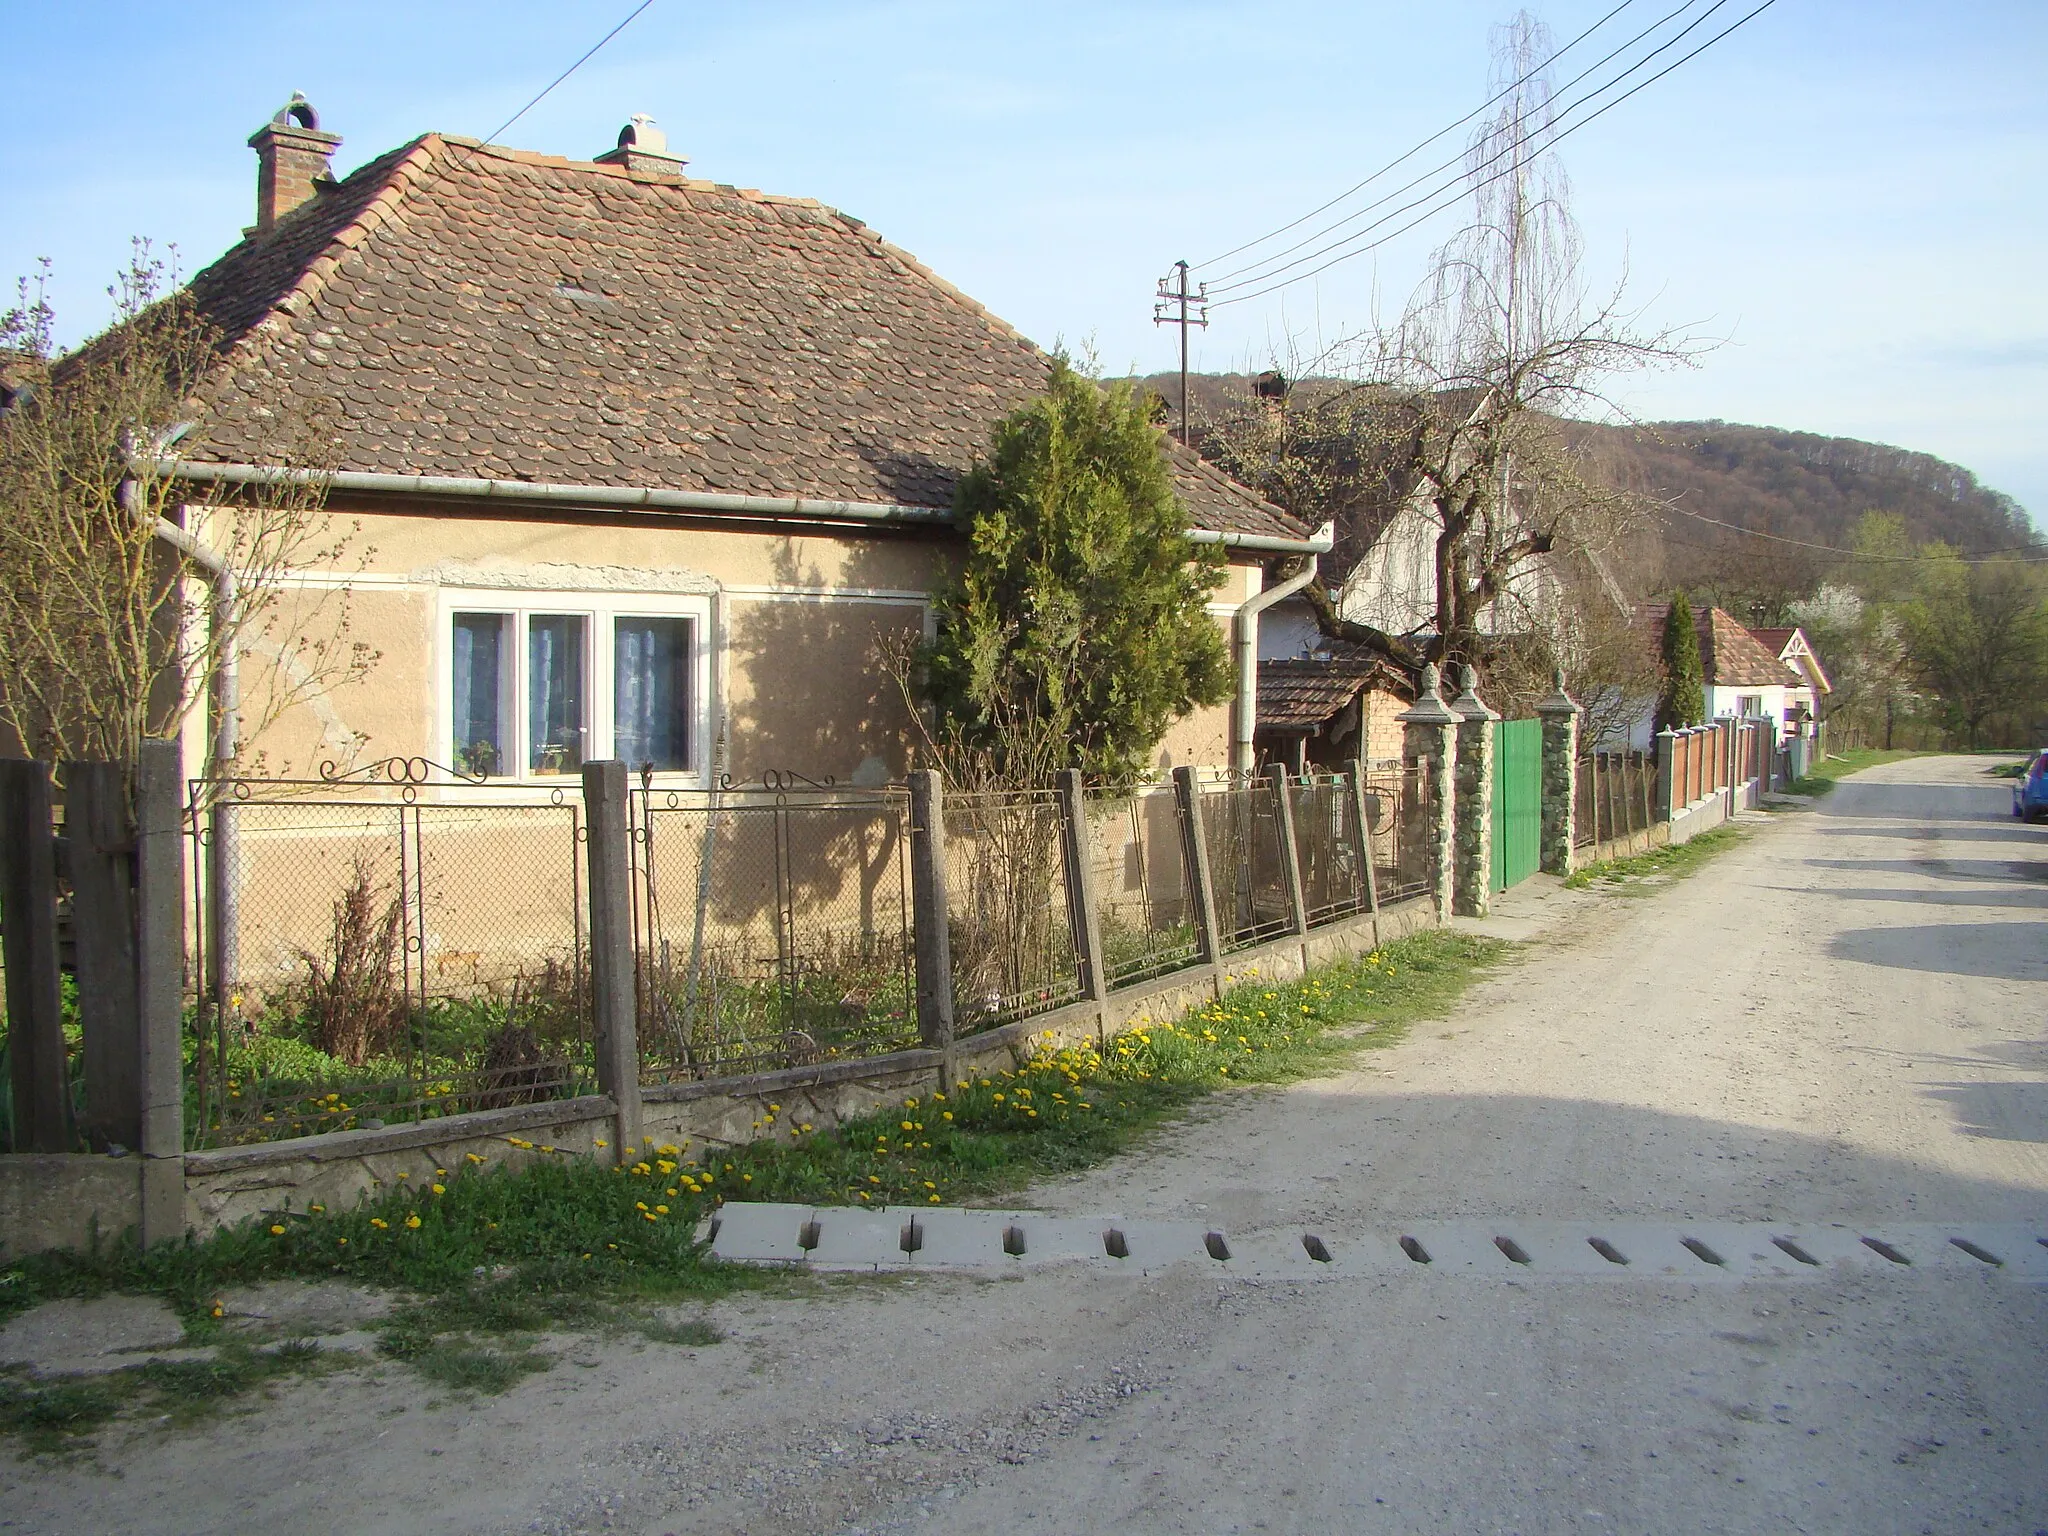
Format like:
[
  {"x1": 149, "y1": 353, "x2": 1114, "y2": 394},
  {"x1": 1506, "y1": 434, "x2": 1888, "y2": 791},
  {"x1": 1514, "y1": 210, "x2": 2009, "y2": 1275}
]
[
  {"x1": 273, "y1": 92, "x2": 322, "y2": 131},
  {"x1": 595, "y1": 114, "x2": 688, "y2": 175},
  {"x1": 249, "y1": 92, "x2": 342, "y2": 152}
]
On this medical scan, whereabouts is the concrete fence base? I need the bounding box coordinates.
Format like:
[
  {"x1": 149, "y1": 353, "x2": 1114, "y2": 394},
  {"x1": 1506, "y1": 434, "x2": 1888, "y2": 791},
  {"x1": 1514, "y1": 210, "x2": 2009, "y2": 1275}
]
[{"x1": 1, "y1": 896, "x2": 1436, "y2": 1258}]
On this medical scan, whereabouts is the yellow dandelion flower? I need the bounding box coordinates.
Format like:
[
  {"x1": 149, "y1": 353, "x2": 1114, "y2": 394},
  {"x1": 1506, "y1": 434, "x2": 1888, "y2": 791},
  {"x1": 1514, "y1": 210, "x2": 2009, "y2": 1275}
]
[
  {"x1": 942, "y1": 1111, "x2": 954, "y2": 1121},
  {"x1": 655, "y1": 1205, "x2": 669, "y2": 1215},
  {"x1": 371, "y1": 1217, "x2": 388, "y2": 1229},
  {"x1": 403, "y1": 1214, "x2": 421, "y2": 1229},
  {"x1": 430, "y1": 1183, "x2": 445, "y2": 1195}
]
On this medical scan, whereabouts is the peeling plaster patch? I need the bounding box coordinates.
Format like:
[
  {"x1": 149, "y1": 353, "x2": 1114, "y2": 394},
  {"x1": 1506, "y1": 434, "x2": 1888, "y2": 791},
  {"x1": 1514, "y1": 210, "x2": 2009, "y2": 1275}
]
[{"x1": 412, "y1": 559, "x2": 721, "y2": 595}]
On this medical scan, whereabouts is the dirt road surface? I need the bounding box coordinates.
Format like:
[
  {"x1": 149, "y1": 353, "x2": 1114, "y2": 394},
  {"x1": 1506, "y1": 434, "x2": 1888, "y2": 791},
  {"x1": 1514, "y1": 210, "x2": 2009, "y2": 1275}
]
[{"x1": 6, "y1": 755, "x2": 2045, "y2": 1535}]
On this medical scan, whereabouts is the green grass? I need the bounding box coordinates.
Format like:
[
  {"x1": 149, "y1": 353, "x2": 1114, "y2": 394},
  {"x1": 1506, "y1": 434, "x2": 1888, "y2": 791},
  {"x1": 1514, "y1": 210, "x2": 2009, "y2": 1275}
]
[
  {"x1": 1565, "y1": 823, "x2": 1747, "y2": 892},
  {"x1": 1787, "y1": 747, "x2": 1925, "y2": 795},
  {"x1": 0, "y1": 928, "x2": 1503, "y2": 1443}
]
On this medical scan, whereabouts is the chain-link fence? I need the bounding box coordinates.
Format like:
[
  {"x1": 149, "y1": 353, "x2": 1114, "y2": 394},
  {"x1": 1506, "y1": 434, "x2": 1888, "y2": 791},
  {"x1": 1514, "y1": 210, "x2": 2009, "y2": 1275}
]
[
  {"x1": 634, "y1": 785, "x2": 918, "y2": 1082},
  {"x1": 944, "y1": 789, "x2": 1083, "y2": 1031},
  {"x1": 1201, "y1": 776, "x2": 1295, "y2": 953},
  {"x1": 187, "y1": 767, "x2": 592, "y2": 1149},
  {"x1": 1083, "y1": 784, "x2": 1201, "y2": 986}
]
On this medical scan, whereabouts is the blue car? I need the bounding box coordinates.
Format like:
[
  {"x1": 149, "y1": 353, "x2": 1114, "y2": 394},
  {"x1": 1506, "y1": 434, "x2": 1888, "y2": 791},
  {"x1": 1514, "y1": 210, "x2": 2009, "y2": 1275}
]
[{"x1": 2014, "y1": 751, "x2": 2048, "y2": 822}]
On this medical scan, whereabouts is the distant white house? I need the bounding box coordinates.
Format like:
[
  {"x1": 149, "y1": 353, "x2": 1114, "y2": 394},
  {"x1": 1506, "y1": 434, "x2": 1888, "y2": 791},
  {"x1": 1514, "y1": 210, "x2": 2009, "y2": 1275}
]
[{"x1": 1624, "y1": 603, "x2": 1808, "y2": 748}]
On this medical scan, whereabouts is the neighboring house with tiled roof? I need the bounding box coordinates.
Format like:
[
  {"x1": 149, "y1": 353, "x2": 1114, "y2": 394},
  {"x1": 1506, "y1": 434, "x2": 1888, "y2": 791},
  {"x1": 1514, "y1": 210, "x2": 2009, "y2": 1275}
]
[
  {"x1": 1748, "y1": 625, "x2": 1832, "y2": 726},
  {"x1": 157, "y1": 99, "x2": 1311, "y2": 786},
  {"x1": 1626, "y1": 602, "x2": 1806, "y2": 747},
  {"x1": 1254, "y1": 644, "x2": 1416, "y2": 772}
]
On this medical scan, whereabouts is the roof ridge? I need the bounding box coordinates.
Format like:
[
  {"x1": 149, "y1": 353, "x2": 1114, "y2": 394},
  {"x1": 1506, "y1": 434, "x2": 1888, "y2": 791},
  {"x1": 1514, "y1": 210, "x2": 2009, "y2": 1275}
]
[{"x1": 269, "y1": 134, "x2": 447, "y2": 322}]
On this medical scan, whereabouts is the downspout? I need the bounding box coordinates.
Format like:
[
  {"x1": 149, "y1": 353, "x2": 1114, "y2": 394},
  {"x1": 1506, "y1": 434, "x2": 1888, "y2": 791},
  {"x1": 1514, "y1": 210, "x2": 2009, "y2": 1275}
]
[{"x1": 1231, "y1": 554, "x2": 1322, "y2": 774}]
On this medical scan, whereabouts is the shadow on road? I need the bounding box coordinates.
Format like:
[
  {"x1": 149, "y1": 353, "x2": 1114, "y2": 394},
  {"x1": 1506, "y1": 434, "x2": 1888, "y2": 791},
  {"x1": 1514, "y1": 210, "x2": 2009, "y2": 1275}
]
[
  {"x1": 1799, "y1": 857, "x2": 2039, "y2": 883},
  {"x1": 1811, "y1": 885, "x2": 2048, "y2": 910},
  {"x1": 1828, "y1": 921, "x2": 2048, "y2": 982}
]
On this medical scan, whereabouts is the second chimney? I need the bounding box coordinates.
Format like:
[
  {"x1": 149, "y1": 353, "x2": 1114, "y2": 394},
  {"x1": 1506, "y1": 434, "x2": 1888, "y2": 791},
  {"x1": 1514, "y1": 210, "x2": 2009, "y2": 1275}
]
[{"x1": 248, "y1": 93, "x2": 341, "y2": 233}]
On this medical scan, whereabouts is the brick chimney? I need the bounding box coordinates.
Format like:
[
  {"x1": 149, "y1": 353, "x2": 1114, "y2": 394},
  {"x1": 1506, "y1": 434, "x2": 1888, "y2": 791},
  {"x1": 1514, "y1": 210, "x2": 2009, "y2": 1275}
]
[
  {"x1": 248, "y1": 94, "x2": 341, "y2": 233},
  {"x1": 595, "y1": 115, "x2": 687, "y2": 177}
]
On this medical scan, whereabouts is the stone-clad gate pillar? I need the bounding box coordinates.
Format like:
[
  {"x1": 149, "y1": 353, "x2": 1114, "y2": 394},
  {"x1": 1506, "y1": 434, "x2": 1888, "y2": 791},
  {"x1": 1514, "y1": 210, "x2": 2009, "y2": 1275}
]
[
  {"x1": 1536, "y1": 669, "x2": 1580, "y2": 876},
  {"x1": 1448, "y1": 664, "x2": 1498, "y2": 919},
  {"x1": 1396, "y1": 664, "x2": 1459, "y2": 924}
]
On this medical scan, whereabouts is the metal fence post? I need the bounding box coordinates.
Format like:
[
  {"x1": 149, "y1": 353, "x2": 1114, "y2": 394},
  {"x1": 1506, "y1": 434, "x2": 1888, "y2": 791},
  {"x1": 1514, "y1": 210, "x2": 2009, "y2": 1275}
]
[
  {"x1": 1345, "y1": 760, "x2": 1381, "y2": 937},
  {"x1": 0, "y1": 758, "x2": 69, "y2": 1153},
  {"x1": 1265, "y1": 763, "x2": 1310, "y2": 944},
  {"x1": 908, "y1": 770, "x2": 958, "y2": 1090},
  {"x1": 1057, "y1": 769, "x2": 1109, "y2": 1018},
  {"x1": 67, "y1": 762, "x2": 141, "y2": 1153},
  {"x1": 134, "y1": 740, "x2": 186, "y2": 1244},
  {"x1": 1171, "y1": 766, "x2": 1224, "y2": 975},
  {"x1": 582, "y1": 760, "x2": 642, "y2": 1159}
]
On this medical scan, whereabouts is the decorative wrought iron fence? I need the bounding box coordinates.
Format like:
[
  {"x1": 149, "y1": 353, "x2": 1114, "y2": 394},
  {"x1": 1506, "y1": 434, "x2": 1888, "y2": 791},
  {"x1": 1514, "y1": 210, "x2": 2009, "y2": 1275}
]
[
  {"x1": 634, "y1": 777, "x2": 918, "y2": 1083},
  {"x1": 943, "y1": 789, "x2": 1083, "y2": 1030},
  {"x1": 1288, "y1": 773, "x2": 1373, "y2": 927},
  {"x1": 185, "y1": 759, "x2": 592, "y2": 1150},
  {"x1": 1360, "y1": 761, "x2": 1430, "y2": 904},
  {"x1": 1083, "y1": 783, "x2": 1202, "y2": 986},
  {"x1": 1200, "y1": 776, "x2": 1294, "y2": 953}
]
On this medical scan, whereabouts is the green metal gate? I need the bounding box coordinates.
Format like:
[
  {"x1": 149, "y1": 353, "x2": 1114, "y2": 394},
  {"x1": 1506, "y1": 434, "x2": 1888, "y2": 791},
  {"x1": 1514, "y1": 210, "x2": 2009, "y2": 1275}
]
[{"x1": 1491, "y1": 718, "x2": 1542, "y2": 892}]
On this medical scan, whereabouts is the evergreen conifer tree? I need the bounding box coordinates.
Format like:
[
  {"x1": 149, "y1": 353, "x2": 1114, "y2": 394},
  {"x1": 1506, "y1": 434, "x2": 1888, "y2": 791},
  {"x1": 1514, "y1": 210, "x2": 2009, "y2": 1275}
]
[
  {"x1": 919, "y1": 359, "x2": 1230, "y2": 783},
  {"x1": 1657, "y1": 592, "x2": 1706, "y2": 731}
]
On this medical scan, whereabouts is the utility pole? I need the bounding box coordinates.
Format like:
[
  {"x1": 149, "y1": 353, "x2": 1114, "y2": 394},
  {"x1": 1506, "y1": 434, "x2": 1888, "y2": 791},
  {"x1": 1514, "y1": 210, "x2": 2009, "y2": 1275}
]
[{"x1": 1152, "y1": 260, "x2": 1208, "y2": 445}]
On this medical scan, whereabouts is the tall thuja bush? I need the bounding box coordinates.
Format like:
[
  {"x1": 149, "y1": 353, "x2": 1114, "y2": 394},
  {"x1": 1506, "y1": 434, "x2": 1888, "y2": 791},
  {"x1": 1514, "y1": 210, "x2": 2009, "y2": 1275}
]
[
  {"x1": 919, "y1": 359, "x2": 1230, "y2": 784},
  {"x1": 1657, "y1": 592, "x2": 1705, "y2": 731}
]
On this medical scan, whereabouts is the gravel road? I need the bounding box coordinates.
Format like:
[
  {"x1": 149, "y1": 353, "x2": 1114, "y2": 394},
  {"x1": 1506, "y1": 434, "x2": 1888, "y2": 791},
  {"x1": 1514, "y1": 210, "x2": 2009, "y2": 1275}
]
[{"x1": 5, "y1": 754, "x2": 2044, "y2": 1536}]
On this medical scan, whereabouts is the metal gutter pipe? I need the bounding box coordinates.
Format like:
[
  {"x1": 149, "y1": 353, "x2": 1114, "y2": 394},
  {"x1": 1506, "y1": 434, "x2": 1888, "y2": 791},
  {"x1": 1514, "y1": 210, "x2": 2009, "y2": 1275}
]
[
  {"x1": 150, "y1": 457, "x2": 1340, "y2": 550},
  {"x1": 1230, "y1": 554, "x2": 1321, "y2": 774},
  {"x1": 148, "y1": 458, "x2": 960, "y2": 528}
]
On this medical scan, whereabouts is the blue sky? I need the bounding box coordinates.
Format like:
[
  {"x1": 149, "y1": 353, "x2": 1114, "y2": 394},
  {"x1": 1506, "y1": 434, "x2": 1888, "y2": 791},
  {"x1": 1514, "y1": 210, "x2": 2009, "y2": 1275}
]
[{"x1": 4, "y1": 1, "x2": 2042, "y2": 521}]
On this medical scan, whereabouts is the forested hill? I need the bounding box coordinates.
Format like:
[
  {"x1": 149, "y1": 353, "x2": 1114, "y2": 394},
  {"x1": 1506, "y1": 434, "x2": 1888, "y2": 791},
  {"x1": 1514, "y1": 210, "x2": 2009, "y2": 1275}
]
[
  {"x1": 1568, "y1": 419, "x2": 2038, "y2": 561},
  {"x1": 1140, "y1": 372, "x2": 2037, "y2": 589}
]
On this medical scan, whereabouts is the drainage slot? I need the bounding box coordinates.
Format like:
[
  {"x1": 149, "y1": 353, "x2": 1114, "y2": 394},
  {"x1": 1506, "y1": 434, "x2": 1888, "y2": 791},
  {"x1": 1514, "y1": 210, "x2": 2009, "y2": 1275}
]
[
  {"x1": 1493, "y1": 1235, "x2": 1533, "y2": 1266},
  {"x1": 1399, "y1": 1236, "x2": 1431, "y2": 1264},
  {"x1": 1302, "y1": 1234, "x2": 1334, "y2": 1263},
  {"x1": 1587, "y1": 1237, "x2": 1629, "y2": 1266},
  {"x1": 1681, "y1": 1237, "x2": 1726, "y2": 1267},
  {"x1": 899, "y1": 1219, "x2": 923, "y2": 1255},
  {"x1": 1860, "y1": 1236, "x2": 1911, "y2": 1265},
  {"x1": 1103, "y1": 1228, "x2": 1130, "y2": 1260},
  {"x1": 1003, "y1": 1225, "x2": 1028, "y2": 1257},
  {"x1": 798, "y1": 1219, "x2": 822, "y2": 1252},
  {"x1": 1771, "y1": 1236, "x2": 1820, "y2": 1266},
  {"x1": 1204, "y1": 1231, "x2": 1232, "y2": 1262},
  {"x1": 1949, "y1": 1237, "x2": 2002, "y2": 1267}
]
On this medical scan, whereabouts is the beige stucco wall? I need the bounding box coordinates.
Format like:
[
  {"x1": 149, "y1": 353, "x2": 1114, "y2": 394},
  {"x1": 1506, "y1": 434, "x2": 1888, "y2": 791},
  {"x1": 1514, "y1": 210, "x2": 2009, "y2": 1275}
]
[{"x1": 208, "y1": 499, "x2": 1262, "y2": 790}]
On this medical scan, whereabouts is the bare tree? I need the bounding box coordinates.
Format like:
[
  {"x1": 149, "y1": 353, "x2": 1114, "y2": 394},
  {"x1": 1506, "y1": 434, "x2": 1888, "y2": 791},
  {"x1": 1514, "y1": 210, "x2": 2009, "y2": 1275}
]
[
  {"x1": 0, "y1": 247, "x2": 374, "y2": 779},
  {"x1": 1204, "y1": 13, "x2": 1699, "y2": 689}
]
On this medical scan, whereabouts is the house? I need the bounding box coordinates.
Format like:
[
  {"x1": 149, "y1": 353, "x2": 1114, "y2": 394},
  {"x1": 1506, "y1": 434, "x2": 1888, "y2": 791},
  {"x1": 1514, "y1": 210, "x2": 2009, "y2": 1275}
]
[
  {"x1": 1630, "y1": 602, "x2": 1805, "y2": 745},
  {"x1": 1254, "y1": 643, "x2": 1416, "y2": 771},
  {"x1": 1747, "y1": 625, "x2": 1832, "y2": 740},
  {"x1": 156, "y1": 98, "x2": 1313, "y2": 791}
]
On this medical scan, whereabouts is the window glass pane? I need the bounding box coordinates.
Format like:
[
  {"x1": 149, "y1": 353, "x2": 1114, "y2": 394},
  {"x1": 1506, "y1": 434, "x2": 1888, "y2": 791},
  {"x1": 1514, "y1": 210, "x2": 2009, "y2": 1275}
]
[
  {"x1": 614, "y1": 617, "x2": 692, "y2": 771},
  {"x1": 528, "y1": 615, "x2": 587, "y2": 775},
  {"x1": 451, "y1": 614, "x2": 506, "y2": 776}
]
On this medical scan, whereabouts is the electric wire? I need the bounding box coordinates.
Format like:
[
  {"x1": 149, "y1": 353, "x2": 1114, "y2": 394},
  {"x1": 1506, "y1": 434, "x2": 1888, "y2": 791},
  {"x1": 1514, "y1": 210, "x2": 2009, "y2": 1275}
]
[
  {"x1": 483, "y1": 0, "x2": 659, "y2": 147},
  {"x1": 1209, "y1": 0, "x2": 1779, "y2": 309},
  {"x1": 1202, "y1": 0, "x2": 1715, "y2": 292},
  {"x1": 1193, "y1": 0, "x2": 1641, "y2": 274},
  {"x1": 1656, "y1": 501, "x2": 2048, "y2": 563}
]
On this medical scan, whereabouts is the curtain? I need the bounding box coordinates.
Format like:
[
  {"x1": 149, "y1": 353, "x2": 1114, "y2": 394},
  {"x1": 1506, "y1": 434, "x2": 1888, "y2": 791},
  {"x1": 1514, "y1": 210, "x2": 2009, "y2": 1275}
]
[
  {"x1": 452, "y1": 614, "x2": 504, "y2": 776},
  {"x1": 528, "y1": 615, "x2": 587, "y2": 774},
  {"x1": 614, "y1": 617, "x2": 691, "y2": 771}
]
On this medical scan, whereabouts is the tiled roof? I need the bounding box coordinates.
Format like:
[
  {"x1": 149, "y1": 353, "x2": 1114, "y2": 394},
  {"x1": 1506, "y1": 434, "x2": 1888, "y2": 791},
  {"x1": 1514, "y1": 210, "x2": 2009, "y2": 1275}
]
[
  {"x1": 1637, "y1": 604, "x2": 1800, "y2": 689},
  {"x1": 1258, "y1": 645, "x2": 1416, "y2": 731},
  {"x1": 178, "y1": 135, "x2": 1300, "y2": 540}
]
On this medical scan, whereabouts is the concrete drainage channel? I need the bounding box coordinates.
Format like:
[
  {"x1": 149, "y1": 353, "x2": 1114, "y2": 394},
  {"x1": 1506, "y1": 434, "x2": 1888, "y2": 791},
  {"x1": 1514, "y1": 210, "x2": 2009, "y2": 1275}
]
[{"x1": 701, "y1": 1204, "x2": 2048, "y2": 1283}]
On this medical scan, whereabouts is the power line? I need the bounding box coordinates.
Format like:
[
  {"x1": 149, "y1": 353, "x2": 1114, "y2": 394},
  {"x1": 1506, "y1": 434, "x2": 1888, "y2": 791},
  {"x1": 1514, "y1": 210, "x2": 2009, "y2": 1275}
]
[
  {"x1": 483, "y1": 0, "x2": 659, "y2": 147},
  {"x1": 1192, "y1": 0, "x2": 1642, "y2": 274},
  {"x1": 1656, "y1": 501, "x2": 2048, "y2": 563},
  {"x1": 1201, "y1": 0, "x2": 1712, "y2": 292},
  {"x1": 1207, "y1": 0, "x2": 1745, "y2": 301},
  {"x1": 1209, "y1": 0, "x2": 1780, "y2": 309}
]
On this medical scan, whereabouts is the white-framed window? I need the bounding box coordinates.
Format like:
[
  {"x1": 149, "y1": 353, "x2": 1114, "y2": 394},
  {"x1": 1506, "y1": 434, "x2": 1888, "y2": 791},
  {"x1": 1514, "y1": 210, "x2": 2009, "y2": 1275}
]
[{"x1": 439, "y1": 591, "x2": 713, "y2": 783}]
